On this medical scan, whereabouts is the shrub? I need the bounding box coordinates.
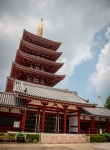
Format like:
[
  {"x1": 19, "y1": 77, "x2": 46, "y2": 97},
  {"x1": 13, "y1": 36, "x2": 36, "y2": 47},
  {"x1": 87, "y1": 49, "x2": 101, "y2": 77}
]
[
  {"x1": 16, "y1": 132, "x2": 25, "y2": 142},
  {"x1": 26, "y1": 134, "x2": 39, "y2": 142},
  {"x1": 25, "y1": 139, "x2": 28, "y2": 143},
  {"x1": 0, "y1": 132, "x2": 5, "y2": 136},
  {"x1": 90, "y1": 135, "x2": 106, "y2": 142},
  {"x1": 103, "y1": 133, "x2": 110, "y2": 142},
  {"x1": 0, "y1": 136, "x2": 4, "y2": 142},
  {"x1": 33, "y1": 139, "x2": 38, "y2": 144},
  {"x1": 0, "y1": 135, "x2": 15, "y2": 142},
  {"x1": 8, "y1": 133, "x2": 16, "y2": 137}
]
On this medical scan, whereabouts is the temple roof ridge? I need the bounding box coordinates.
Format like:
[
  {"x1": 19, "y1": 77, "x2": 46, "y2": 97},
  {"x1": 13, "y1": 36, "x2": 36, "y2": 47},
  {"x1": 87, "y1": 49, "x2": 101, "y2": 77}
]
[{"x1": 13, "y1": 79, "x2": 96, "y2": 106}]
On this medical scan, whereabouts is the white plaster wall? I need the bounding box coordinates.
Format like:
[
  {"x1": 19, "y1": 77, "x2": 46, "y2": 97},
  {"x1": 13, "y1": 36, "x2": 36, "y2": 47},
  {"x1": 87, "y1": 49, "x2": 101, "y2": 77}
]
[
  {"x1": 71, "y1": 112, "x2": 78, "y2": 116},
  {"x1": 68, "y1": 105, "x2": 77, "y2": 110},
  {"x1": 101, "y1": 118, "x2": 106, "y2": 121},
  {"x1": 80, "y1": 116, "x2": 84, "y2": 120},
  {"x1": 69, "y1": 113, "x2": 78, "y2": 133},
  {"x1": 70, "y1": 127, "x2": 78, "y2": 132},
  {"x1": 11, "y1": 109, "x2": 22, "y2": 114},
  {"x1": 47, "y1": 102, "x2": 54, "y2": 106},
  {"x1": 0, "y1": 108, "x2": 9, "y2": 112},
  {"x1": 29, "y1": 100, "x2": 41, "y2": 105},
  {"x1": 85, "y1": 116, "x2": 91, "y2": 120},
  {"x1": 94, "y1": 117, "x2": 100, "y2": 121}
]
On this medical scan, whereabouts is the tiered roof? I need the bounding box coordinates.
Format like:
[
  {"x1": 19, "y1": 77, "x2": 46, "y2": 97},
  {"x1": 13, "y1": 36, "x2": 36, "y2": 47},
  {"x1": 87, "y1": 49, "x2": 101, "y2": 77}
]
[
  {"x1": 22, "y1": 29, "x2": 61, "y2": 51},
  {"x1": 6, "y1": 24, "x2": 65, "y2": 91}
]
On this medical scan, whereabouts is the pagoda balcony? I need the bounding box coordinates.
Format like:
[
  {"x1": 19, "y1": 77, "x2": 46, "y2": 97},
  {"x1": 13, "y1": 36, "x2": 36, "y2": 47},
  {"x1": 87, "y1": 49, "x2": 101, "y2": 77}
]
[
  {"x1": 10, "y1": 62, "x2": 65, "y2": 87},
  {"x1": 15, "y1": 50, "x2": 64, "y2": 73},
  {"x1": 19, "y1": 39, "x2": 62, "y2": 61},
  {"x1": 22, "y1": 29, "x2": 61, "y2": 51}
]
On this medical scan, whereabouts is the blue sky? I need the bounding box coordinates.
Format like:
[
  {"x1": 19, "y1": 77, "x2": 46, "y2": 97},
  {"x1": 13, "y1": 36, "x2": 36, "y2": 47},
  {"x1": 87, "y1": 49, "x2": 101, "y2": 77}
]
[
  {"x1": 0, "y1": 0, "x2": 110, "y2": 106},
  {"x1": 65, "y1": 24, "x2": 110, "y2": 106}
]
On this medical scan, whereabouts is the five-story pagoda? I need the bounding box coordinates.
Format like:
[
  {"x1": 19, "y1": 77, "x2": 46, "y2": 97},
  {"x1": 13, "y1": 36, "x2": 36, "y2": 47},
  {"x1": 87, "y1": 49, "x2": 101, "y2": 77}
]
[{"x1": 6, "y1": 19, "x2": 65, "y2": 92}]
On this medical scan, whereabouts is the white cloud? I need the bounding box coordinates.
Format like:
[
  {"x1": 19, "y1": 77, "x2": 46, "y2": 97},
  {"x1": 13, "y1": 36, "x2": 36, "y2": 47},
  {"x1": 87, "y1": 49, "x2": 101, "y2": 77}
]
[
  {"x1": 89, "y1": 28, "x2": 110, "y2": 94},
  {"x1": 57, "y1": 44, "x2": 93, "y2": 87}
]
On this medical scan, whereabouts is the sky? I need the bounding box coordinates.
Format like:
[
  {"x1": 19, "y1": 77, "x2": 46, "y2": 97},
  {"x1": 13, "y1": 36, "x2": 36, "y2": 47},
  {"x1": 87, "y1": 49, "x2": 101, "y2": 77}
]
[{"x1": 0, "y1": 0, "x2": 110, "y2": 106}]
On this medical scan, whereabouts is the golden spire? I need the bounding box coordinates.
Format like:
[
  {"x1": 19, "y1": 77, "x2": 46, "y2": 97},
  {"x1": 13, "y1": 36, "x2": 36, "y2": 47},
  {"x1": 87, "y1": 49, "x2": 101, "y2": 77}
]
[{"x1": 37, "y1": 19, "x2": 43, "y2": 37}]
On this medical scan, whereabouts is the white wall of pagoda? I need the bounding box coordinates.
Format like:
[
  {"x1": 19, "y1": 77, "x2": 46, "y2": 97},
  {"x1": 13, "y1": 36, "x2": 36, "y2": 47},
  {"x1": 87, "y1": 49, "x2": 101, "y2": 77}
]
[{"x1": 69, "y1": 112, "x2": 78, "y2": 133}]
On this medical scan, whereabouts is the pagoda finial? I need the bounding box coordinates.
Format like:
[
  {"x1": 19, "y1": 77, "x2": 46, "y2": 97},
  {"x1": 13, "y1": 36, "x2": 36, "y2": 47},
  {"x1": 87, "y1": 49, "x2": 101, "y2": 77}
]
[{"x1": 37, "y1": 19, "x2": 43, "y2": 37}]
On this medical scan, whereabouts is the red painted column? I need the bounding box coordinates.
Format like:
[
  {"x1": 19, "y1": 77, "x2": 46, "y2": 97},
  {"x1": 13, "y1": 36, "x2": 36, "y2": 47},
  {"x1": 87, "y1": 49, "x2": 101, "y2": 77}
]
[
  {"x1": 64, "y1": 107, "x2": 67, "y2": 133},
  {"x1": 78, "y1": 108, "x2": 81, "y2": 133},
  {"x1": 21, "y1": 108, "x2": 27, "y2": 131},
  {"x1": 106, "y1": 119, "x2": 109, "y2": 133},
  {"x1": 41, "y1": 105, "x2": 46, "y2": 132},
  {"x1": 91, "y1": 118, "x2": 95, "y2": 133}
]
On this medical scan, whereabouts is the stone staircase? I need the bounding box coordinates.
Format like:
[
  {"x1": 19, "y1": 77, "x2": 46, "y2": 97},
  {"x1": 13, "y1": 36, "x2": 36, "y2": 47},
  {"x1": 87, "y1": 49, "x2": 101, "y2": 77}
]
[{"x1": 40, "y1": 133, "x2": 88, "y2": 144}]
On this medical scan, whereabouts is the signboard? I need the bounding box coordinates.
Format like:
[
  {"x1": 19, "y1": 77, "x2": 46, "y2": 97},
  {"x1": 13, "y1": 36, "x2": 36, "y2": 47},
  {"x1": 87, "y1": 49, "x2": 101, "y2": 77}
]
[{"x1": 13, "y1": 121, "x2": 20, "y2": 128}]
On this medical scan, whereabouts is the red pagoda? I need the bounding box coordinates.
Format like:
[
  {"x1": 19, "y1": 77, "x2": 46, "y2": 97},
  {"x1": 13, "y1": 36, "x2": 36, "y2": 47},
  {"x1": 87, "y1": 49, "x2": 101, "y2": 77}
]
[{"x1": 6, "y1": 19, "x2": 65, "y2": 92}]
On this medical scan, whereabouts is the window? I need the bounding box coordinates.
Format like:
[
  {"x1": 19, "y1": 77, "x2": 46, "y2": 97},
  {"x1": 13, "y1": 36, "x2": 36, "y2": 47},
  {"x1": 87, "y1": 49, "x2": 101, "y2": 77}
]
[
  {"x1": 80, "y1": 122, "x2": 91, "y2": 130},
  {"x1": 0, "y1": 116, "x2": 19, "y2": 127}
]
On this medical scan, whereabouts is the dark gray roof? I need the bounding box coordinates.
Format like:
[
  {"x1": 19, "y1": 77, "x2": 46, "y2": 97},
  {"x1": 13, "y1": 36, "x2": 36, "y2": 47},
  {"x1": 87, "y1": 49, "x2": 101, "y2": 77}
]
[
  {"x1": 82, "y1": 107, "x2": 110, "y2": 117},
  {"x1": 13, "y1": 80, "x2": 96, "y2": 106},
  {"x1": 0, "y1": 92, "x2": 24, "y2": 107}
]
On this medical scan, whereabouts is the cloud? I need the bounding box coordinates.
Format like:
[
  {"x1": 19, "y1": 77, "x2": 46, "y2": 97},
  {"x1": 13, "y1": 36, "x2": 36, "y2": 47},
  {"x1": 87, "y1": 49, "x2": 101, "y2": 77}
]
[
  {"x1": 57, "y1": 44, "x2": 93, "y2": 87},
  {"x1": 89, "y1": 27, "x2": 110, "y2": 94}
]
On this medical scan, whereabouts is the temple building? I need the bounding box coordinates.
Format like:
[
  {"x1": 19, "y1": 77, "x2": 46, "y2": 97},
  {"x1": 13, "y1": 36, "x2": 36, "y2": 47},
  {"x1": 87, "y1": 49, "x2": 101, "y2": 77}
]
[{"x1": 0, "y1": 20, "x2": 110, "y2": 134}]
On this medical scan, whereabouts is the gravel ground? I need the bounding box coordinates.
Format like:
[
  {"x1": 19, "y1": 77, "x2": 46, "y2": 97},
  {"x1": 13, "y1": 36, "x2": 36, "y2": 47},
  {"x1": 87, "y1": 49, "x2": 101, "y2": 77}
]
[{"x1": 0, "y1": 143, "x2": 110, "y2": 150}]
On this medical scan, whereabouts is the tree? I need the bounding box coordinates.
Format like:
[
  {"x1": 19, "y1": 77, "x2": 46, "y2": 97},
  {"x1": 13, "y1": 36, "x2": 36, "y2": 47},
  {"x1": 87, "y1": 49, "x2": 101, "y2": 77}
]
[{"x1": 104, "y1": 94, "x2": 110, "y2": 109}]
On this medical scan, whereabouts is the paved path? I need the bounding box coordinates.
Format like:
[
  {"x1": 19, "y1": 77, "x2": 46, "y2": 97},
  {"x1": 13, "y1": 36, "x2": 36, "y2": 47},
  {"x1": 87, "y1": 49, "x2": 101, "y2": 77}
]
[{"x1": 0, "y1": 143, "x2": 110, "y2": 150}]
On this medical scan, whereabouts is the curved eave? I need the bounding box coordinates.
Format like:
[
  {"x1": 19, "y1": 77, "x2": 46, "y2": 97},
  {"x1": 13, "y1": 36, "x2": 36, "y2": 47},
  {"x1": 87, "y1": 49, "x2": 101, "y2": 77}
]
[
  {"x1": 20, "y1": 39, "x2": 62, "y2": 61},
  {"x1": 11, "y1": 62, "x2": 65, "y2": 80},
  {"x1": 81, "y1": 114, "x2": 110, "y2": 118},
  {"x1": 18, "y1": 93, "x2": 96, "y2": 108},
  {"x1": 22, "y1": 29, "x2": 61, "y2": 51},
  {"x1": 16, "y1": 50, "x2": 64, "y2": 71}
]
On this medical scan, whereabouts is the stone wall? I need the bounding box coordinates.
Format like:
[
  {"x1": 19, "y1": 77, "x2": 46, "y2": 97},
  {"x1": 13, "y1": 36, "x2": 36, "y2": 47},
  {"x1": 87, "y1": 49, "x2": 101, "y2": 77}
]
[{"x1": 40, "y1": 133, "x2": 87, "y2": 144}]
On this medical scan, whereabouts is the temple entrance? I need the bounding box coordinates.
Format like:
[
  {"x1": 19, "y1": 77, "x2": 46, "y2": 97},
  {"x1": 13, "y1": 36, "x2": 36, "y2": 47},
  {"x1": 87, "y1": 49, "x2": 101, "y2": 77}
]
[
  {"x1": 25, "y1": 113, "x2": 36, "y2": 132},
  {"x1": 44, "y1": 115, "x2": 56, "y2": 133},
  {"x1": 59, "y1": 116, "x2": 69, "y2": 133},
  {"x1": 40, "y1": 115, "x2": 56, "y2": 133}
]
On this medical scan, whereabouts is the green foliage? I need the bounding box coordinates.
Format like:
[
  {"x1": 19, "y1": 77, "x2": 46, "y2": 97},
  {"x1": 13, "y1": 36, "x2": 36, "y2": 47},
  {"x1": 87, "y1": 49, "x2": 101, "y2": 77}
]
[
  {"x1": 103, "y1": 133, "x2": 110, "y2": 141},
  {"x1": 33, "y1": 139, "x2": 38, "y2": 143},
  {"x1": 16, "y1": 132, "x2": 25, "y2": 142},
  {"x1": 8, "y1": 133, "x2": 16, "y2": 137},
  {"x1": 16, "y1": 132, "x2": 25, "y2": 137},
  {"x1": 104, "y1": 94, "x2": 110, "y2": 109},
  {"x1": 26, "y1": 134, "x2": 39, "y2": 142},
  {"x1": 90, "y1": 134, "x2": 106, "y2": 142},
  {"x1": 0, "y1": 132, "x2": 5, "y2": 136},
  {"x1": 25, "y1": 139, "x2": 29, "y2": 143},
  {"x1": 0, "y1": 135, "x2": 15, "y2": 142}
]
